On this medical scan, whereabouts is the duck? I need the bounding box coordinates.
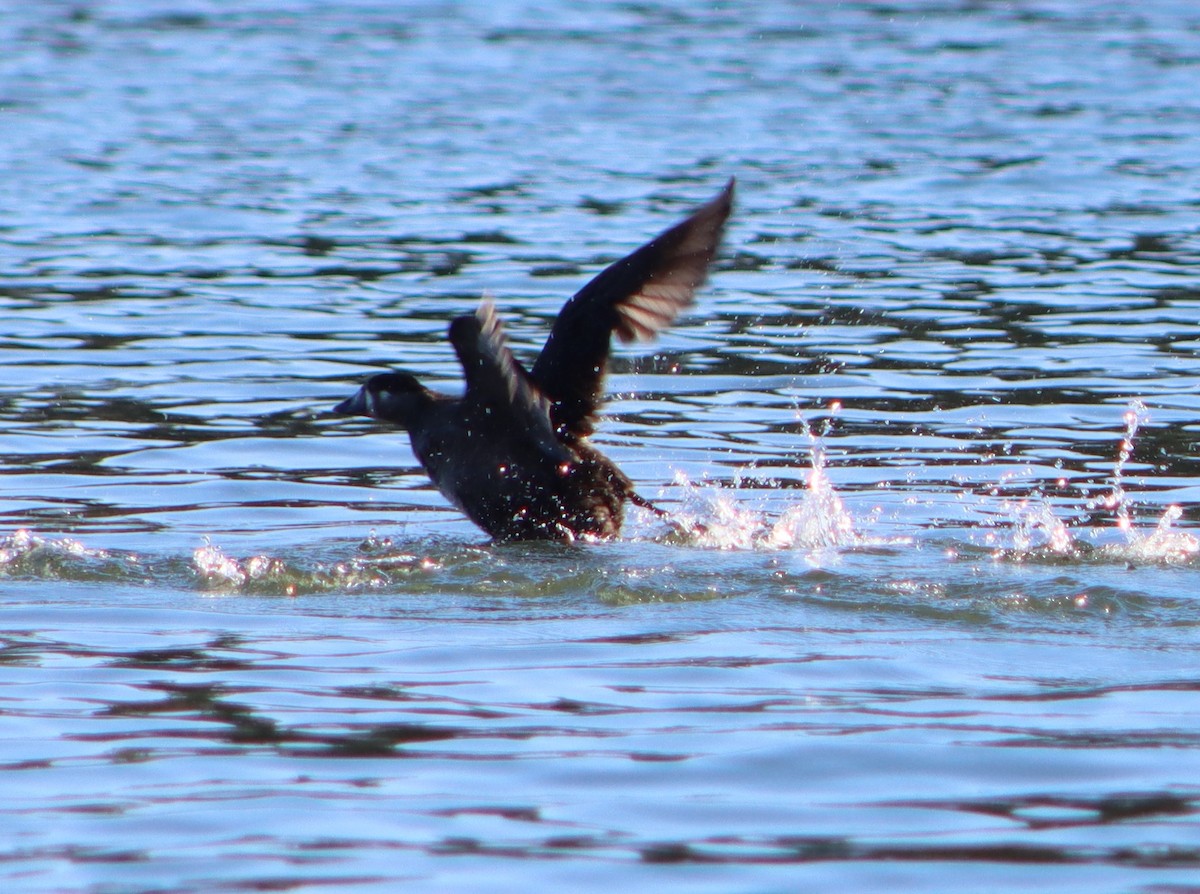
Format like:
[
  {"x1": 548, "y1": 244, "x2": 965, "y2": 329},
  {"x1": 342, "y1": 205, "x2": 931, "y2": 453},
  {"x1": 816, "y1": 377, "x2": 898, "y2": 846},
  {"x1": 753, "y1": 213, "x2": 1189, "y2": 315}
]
[{"x1": 334, "y1": 179, "x2": 734, "y2": 542}]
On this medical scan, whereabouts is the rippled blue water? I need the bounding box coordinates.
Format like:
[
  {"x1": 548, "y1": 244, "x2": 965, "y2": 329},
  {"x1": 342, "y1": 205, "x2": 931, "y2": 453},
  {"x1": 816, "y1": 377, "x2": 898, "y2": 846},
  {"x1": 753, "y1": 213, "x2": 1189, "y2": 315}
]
[{"x1": 3, "y1": 1, "x2": 1200, "y2": 891}]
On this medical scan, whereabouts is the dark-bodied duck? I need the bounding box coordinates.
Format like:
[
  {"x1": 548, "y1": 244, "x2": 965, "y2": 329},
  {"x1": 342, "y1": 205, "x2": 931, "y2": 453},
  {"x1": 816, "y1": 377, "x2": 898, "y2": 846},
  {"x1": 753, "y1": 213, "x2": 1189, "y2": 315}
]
[{"x1": 334, "y1": 179, "x2": 734, "y2": 542}]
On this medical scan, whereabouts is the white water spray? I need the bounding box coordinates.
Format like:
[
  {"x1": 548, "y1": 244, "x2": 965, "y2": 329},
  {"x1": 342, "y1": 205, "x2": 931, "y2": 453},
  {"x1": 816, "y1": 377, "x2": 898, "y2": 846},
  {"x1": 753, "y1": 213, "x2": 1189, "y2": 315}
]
[
  {"x1": 662, "y1": 401, "x2": 875, "y2": 551},
  {"x1": 1004, "y1": 399, "x2": 1197, "y2": 562}
]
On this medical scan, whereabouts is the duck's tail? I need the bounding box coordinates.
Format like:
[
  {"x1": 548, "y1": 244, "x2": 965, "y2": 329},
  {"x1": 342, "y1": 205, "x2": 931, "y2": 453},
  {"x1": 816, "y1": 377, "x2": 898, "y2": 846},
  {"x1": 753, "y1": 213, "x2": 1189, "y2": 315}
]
[
  {"x1": 628, "y1": 490, "x2": 709, "y2": 537},
  {"x1": 627, "y1": 490, "x2": 668, "y2": 517}
]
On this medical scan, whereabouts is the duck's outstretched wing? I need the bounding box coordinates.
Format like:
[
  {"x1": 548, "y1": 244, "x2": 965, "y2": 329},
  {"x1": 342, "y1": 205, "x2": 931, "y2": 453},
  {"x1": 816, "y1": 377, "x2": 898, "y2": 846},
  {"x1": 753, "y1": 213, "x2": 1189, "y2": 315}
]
[
  {"x1": 530, "y1": 178, "x2": 734, "y2": 436},
  {"x1": 449, "y1": 299, "x2": 572, "y2": 463}
]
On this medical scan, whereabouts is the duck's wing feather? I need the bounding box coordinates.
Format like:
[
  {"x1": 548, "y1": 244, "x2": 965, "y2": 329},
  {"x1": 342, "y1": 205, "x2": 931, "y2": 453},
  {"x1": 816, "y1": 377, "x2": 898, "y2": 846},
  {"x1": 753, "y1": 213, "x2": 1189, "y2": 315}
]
[
  {"x1": 449, "y1": 299, "x2": 572, "y2": 463},
  {"x1": 530, "y1": 178, "x2": 733, "y2": 436}
]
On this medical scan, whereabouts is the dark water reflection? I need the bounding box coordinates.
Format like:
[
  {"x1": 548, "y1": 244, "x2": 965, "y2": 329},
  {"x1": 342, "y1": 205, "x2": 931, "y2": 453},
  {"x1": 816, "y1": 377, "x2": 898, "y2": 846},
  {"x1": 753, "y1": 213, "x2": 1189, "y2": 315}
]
[
  {"x1": 4, "y1": 596, "x2": 1200, "y2": 892},
  {"x1": 5, "y1": 1, "x2": 1200, "y2": 891}
]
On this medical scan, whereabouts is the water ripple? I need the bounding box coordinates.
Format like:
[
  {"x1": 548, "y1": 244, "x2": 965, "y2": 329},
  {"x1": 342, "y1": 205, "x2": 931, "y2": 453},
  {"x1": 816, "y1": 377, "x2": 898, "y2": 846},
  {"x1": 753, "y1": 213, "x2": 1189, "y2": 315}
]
[{"x1": 6, "y1": 1, "x2": 1200, "y2": 890}]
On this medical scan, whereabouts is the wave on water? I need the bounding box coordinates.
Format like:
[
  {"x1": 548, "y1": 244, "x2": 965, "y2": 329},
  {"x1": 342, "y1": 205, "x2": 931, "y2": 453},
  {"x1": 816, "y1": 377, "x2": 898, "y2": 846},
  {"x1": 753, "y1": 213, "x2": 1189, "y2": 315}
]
[
  {"x1": 0, "y1": 528, "x2": 146, "y2": 582},
  {"x1": 191, "y1": 536, "x2": 442, "y2": 595},
  {"x1": 0, "y1": 529, "x2": 441, "y2": 595},
  {"x1": 1, "y1": 402, "x2": 1196, "y2": 594}
]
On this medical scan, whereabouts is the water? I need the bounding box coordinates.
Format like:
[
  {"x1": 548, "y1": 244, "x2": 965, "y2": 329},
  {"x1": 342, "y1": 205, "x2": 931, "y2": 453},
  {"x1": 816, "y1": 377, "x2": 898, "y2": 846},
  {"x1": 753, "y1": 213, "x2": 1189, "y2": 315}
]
[{"x1": 3, "y1": 1, "x2": 1200, "y2": 890}]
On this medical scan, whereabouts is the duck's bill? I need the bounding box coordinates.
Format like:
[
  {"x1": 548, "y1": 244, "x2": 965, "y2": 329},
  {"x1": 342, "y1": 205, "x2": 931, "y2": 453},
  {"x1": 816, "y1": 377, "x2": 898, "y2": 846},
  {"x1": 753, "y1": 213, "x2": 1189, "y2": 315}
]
[{"x1": 332, "y1": 388, "x2": 369, "y2": 416}]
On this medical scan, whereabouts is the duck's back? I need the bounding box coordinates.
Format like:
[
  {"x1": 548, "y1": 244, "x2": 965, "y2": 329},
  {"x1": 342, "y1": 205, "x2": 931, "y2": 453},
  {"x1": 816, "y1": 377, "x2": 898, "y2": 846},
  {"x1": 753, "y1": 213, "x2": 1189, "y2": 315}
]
[{"x1": 409, "y1": 402, "x2": 628, "y2": 541}]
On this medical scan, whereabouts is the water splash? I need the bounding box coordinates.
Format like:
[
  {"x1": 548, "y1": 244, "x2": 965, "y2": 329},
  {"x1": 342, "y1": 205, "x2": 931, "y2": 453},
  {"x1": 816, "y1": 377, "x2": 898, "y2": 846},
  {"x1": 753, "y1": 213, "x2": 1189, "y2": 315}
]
[
  {"x1": 0, "y1": 528, "x2": 100, "y2": 565},
  {"x1": 662, "y1": 471, "x2": 769, "y2": 550},
  {"x1": 1093, "y1": 400, "x2": 1197, "y2": 562},
  {"x1": 1102, "y1": 398, "x2": 1151, "y2": 535},
  {"x1": 761, "y1": 438, "x2": 860, "y2": 549},
  {"x1": 1000, "y1": 400, "x2": 1197, "y2": 564},
  {"x1": 1009, "y1": 498, "x2": 1078, "y2": 557},
  {"x1": 662, "y1": 407, "x2": 872, "y2": 551},
  {"x1": 192, "y1": 536, "x2": 438, "y2": 595},
  {"x1": 1104, "y1": 504, "x2": 1199, "y2": 565},
  {"x1": 0, "y1": 528, "x2": 144, "y2": 581},
  {"x1": 3, "y1": 401, "x2": 1195, "y2": 584}
]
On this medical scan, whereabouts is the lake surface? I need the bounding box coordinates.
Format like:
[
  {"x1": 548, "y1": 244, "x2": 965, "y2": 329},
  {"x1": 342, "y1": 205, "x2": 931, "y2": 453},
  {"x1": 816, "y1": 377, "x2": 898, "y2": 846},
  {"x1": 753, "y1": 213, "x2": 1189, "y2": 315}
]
[{"x1": 3, "y1": 1, "x2": 1200, "y2": 891}]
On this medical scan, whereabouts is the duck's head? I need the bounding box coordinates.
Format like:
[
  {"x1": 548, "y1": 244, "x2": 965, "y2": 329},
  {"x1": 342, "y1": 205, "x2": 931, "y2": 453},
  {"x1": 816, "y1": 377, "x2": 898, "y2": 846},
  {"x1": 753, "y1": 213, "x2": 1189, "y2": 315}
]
[{"x1": 333, "y1": 372, "x2": 433, "y2": 428}]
